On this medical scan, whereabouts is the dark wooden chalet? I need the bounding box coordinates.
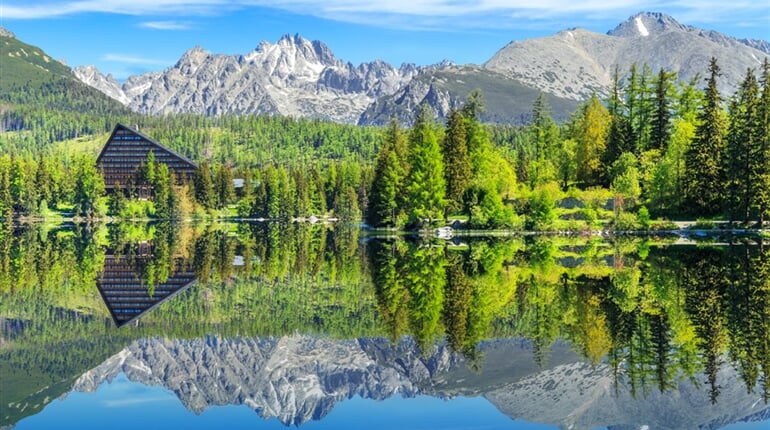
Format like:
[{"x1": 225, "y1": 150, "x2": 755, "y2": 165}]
[{"x1": 96, "y1": 124, "x2": 197, "y2": 193}]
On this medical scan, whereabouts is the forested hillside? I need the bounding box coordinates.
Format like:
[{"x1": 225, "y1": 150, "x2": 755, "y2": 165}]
[{"x1": 0, "y1": 27, "x2": 768, "y2": 228}]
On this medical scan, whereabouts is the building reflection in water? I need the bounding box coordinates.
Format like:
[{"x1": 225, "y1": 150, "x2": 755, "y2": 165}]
[{"x1": 96, "y1": 242, "x2": 197, "y2": 327}]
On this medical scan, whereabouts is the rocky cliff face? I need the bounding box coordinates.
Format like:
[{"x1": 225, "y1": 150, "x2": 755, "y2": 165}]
[
  {"x1": 484, "y1": 12, "x2": 768, "y2": 101},
  {"x1": 72, "y1": 65, "x2": 130, "y2": 105},
  {"x1": 74, "y1": 35, "x2": 419, "y2": 123},
  {"x1": 72, "y1": 336, "x2": 769, "y2": 429}
]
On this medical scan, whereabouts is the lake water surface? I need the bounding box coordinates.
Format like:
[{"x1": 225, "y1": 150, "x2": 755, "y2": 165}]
[{"x1": 2, "y1": 222, "x2": 769, "y2": 429}]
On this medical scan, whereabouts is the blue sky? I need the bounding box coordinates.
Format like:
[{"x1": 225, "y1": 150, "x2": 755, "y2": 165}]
[{"x1": 1, "y1": 1, "x2": 768, "y2": 80}]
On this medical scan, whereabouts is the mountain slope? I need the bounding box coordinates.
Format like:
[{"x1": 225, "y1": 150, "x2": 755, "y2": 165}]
[
  {"x1": 359, "y1": 65, "x2": 580, "y2": 125},
  {"x1": 0, "y1": 27, "x2": 130, "y2": 122},
  {"x1": 484, "y1": 12, "x2": 769, "y2": 101},
  {"x1": 75, "y1": 34, "x2": 419, "y2": 123},
  {"x1": 0, "y1": 27, "x2": 71, "y2": 91}
]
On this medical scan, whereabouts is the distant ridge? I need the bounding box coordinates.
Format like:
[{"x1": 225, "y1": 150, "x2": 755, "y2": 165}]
[
  {"x1": 484, "y1": 12, "x2": 769, "y2": 101},
  {"x1": 66, "y1": 12, "x2": 770, "y2": 124}
]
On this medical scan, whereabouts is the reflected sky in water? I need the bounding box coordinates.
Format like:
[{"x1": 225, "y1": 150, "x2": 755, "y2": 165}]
[{"x1": 16, "y1": 374, "x2": 546, "y2": 430}]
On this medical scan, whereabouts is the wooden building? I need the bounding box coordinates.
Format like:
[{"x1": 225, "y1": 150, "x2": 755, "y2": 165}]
[{"x1": 96, "y1": 124, "x2": 197, "y2": 194}]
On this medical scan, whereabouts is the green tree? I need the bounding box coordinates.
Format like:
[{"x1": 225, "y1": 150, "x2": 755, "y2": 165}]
[
  {"x1": 574, "y1": 95, "x2": 611, "y2": 187},
  {"x1": 72, "y1": 155, "x2": 104, "y2": 219},
  {"x1": 726, "y1": 69, "x2": 760, "y2": 223},
  {"x1": 194, "y1": 161, "x2": 215, "y2": 210},
  {"x1": 441, "y1": 109, "x2": 472, "y2": 216},
  {"x1": 405, "y1": 106, "x2": 446, "y2": 226},
  {"x1": 755, "y1": 59, "x2": 770, "y2": 225},
  {"x1": 650, "y1": 68, "x2": 674, "y2": 151},
  {"x1": 368, "y1": 119, "x2": 407, "y2": 227},
  {"x1": 611, "y1": 153, "x2": 642, "y2": 208},
  {"x1": 603, "y1": 66, "x2": 634, "y2": 186},
  {"x1": 684, "y1": 57, "x2": 727, "y2": 216},
  {"x1": 214, "y1": 164, "x2": 235, "y2": 210},
  {"x1": 528, "y1": 93, "x2": 559, "y2": 187}
]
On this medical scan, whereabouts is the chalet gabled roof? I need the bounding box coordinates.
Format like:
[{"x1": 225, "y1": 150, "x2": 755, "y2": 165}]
[{"x1": 96, "y1": 123, "x2": 198, "y2": 169}]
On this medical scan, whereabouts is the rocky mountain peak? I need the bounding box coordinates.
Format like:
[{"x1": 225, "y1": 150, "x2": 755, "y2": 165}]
[
  {"x1": 268, "y1": 33, "x2": 338, "y2": 67},
  {"x1": 0, "y1": 26, "x2": 15, "y2": 39},
  {"x1": 175, "y1": 45, "x2": 210, "y2": 72},
  {"x1": 608, "y1": 12, "x2": 689, "y2": 38},
  {"x1": 72, "y1": 65, "x2": 130, "y2": 105}
]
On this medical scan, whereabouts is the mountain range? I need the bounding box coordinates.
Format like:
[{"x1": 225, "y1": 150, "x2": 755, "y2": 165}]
[
  {"x1": 71, "y1": 335, "x2": 770, "y2": 429},
  {"x1": 71, "y1": 12, "x2": 768, "y2": 125},
  {"x1": 2, "y1": 12, "x2": 769, "y2": 125}
]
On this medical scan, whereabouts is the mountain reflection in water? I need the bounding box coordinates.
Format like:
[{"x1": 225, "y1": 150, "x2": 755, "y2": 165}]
[{"x1": 1, "y1": 222, "x2": 769, "y2": 429}]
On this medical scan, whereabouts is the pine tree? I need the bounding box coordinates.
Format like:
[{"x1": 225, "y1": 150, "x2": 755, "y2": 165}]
[
  {"x1": 405, "y1": 106, "x2": 446, "y2": 226},
  {"x1": 193, "y1": 161, "x2": 215, "y2": 210},
  {"x1": 603, "y1": 66, "x2": 634, "y2": 186},
  {"x1": 650, "y1": 68, "x2": 674, "y2": 151},
  {"x1": 368, "y1": 119, "x2": 406, "y2": 227},
  {"x1": 441, "y1": 109, "x2": 472, "y2": 216},
  {"x1": 755, "y1": 59, "x2": 770, "y2": 225},
  {"x1": 72, "y1": 155, "x2": 104, "y2": 219},
  {"x1": 726, "y1": 69, "x2": 760, "y2": 223},
  {"x1": 684, "y1": 57, "x2": 727, "y2": 216},
  {"x1": 214, "y1": 164, "x2": 235, "y2": 210},
  {"x1": 529, "y1": 93, "x2": 559, "y2": 186}
]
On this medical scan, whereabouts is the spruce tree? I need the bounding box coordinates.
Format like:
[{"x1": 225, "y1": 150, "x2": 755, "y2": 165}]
[
  {"x1": 603, "y1": 66, "x2": 634, "y2": 186},
  {"x1": 650, "y1": 68, "x2": 673, "y2": 151},
  {"x1": 368, "y1": 119, "x2": 406, "y2": 227},
  {"x1": 441, "y1": 109, "x2": 472, "y2": 216},
  {"x1": 684, "y1": 57, "x2": 727, "y2": 216},
  {"x1": 405, "y1": 106, "x2": 446, "y2": 226},
  {"x1": 754, "y1": 59, "x2": 770, "y2": 225},
  {"x1": 529, "y1": 93, "x2": 559, "y2": 186},
  {"x1": 726, "y1": 69, "x2": 760, "y2": 223},
  {"x1": 194, "y1": 162, "x2": 215, "y2": 210}
]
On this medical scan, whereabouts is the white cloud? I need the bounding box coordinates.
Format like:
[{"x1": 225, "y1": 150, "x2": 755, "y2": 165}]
[
  {"x1": 140, "y1": 20, "x2": 192, "y2": 30},
  {"x1": 103, "y1": 53, "x2": 171, "y2": 66},
  {"x1": 2, "y1": 0, "x2": 768, "y2": 33},
  {"x1": 1, "y1": 1, "x2": 231, "y2": 19}
]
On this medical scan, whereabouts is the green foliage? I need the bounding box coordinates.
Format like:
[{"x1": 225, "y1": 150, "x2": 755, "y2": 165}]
[
  {"x1": 405, "y1": 106, "x2": 446, "y2": 226},
  {"x1": 2, "y1": 222, "x2": 770, "y2": 414},
  {"x1": 72, "y1": 156, "x2": 105, "y2": 219},
  {"x1": 573, "y1": 95, "x2": 611, "y2": 187},
  {"x1": 442, "y1": 109, "x2": 472, "y2": 214},
  {"x1": 685, "y1": 58, "x2": 727, "y2": 216},
  {"x1": 611, "y1": 152, "x2": 642, "y2": 206},
  {"x1": 526, "y1": 182, "x2": 559, "y2": 230}
]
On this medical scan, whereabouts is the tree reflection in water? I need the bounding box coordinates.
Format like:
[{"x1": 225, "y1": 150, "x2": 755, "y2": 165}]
[{"x1": 0, "y1": 222, "x2": 768, "y2": 426}]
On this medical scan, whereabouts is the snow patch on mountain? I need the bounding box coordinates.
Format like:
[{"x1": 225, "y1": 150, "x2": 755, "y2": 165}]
[{"x1": 635, "y1": 16, "x2": 650, "y2": 37}]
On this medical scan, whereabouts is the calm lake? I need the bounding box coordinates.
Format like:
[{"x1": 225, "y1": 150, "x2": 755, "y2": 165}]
[{"x1": 1, "y1": 222, "x2": 769, "y2": 429}]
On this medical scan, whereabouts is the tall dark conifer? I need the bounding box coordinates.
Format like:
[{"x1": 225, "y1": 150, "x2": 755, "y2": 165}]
[
  {"x1": 650, "y1": 68, "x2": 673, "y2": 150},
  {"x1": 603, "y1": 66, "x2": 634, "y2": 186},
  {"x1": 368, "y1": 119, "x2": 406, "y2": 227},
  {"x1": 756, "y1": 59, "x2": 770, "y2": 225},
  {"x1": 684, "y1": 57, "x2": 727, "y2": 216},
  {"x1": 441, "y1": 109, "x2": 472, "y2": 216},
  {"x1": 726, "y1": 69, "x2": 760, "y2": 223},
  {"x1": 405, "y1": 106, "x2": 446, "y2": 226},
  {"x1": 194, "y1": 161, "x2": 215, "y2": 210}
]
